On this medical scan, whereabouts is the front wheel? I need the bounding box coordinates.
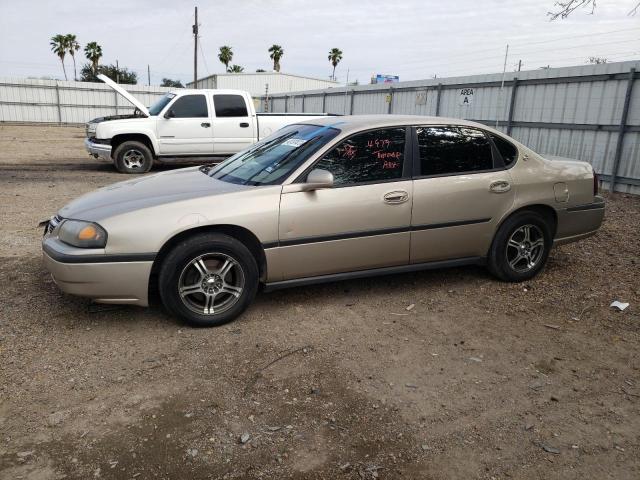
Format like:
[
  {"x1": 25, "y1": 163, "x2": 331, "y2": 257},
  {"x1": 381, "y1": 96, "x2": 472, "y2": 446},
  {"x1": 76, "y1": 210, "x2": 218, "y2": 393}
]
[
  {"x1": 113, "y1": 141, "x2": 153, "y2": 174},
  {"x1": 487, "y1": 210, "x2": 553, "y2": 282},
  {"x1": 158, "y1": 233, "x2": 259, "y2": 327}
]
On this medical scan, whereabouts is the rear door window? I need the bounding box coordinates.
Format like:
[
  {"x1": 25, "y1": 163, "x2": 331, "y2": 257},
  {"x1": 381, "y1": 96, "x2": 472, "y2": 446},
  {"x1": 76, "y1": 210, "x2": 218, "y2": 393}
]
[
  {"x1": 314, "y1": 128, "x2": 406, "y2": 186},
  {"x1": 490, "y1": 133, "x2": 518, "y2": 167},
  {"x1": 417, "y1": 126, "x2": 494, "y2": 176},
  {"x1": 213, "y1": 94, "x2": 249, "y2": 117}
]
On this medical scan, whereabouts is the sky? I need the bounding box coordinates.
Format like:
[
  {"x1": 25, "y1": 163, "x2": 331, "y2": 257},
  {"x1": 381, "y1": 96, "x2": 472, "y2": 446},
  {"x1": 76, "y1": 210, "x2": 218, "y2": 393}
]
[{"x1": 0, "y1": 0, "x2": 638, "y2": 85}]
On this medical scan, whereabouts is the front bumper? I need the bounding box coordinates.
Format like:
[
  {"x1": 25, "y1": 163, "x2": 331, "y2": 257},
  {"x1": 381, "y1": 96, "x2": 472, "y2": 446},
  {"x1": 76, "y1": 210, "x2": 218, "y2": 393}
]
[
  {"x1": 554, "y1": 195, "x2": 605, "y2": 246},
  {"x1": 42, "y1": 238, "x2": 153, "y2": 306},
  {"x1": 84, "y1": 138, "x2": 113, "y2": 162}
]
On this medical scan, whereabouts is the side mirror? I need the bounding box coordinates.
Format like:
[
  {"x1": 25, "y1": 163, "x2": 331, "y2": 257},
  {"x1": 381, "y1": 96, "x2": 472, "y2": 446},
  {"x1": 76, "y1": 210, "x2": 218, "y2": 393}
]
[
  {"x1": 303, "y1": 169, "x2": 334, "y2": 191},
  {"x1": 281, "y1": 168, "x2": 334, "y2": 194},
  {"x1": 163, "y1": 109, "x2": 175, "y2": 119}
]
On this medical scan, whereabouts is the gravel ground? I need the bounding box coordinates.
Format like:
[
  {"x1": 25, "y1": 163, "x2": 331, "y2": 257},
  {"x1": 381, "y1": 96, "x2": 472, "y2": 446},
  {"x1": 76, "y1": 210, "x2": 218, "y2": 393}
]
[{"x1": 0, "y1": 124, "x2": 639, "y2": 480}]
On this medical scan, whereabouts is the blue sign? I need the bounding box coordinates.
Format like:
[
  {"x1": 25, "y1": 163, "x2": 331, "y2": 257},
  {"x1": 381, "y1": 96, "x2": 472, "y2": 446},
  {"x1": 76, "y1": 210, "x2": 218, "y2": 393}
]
[{"x1": 374, "y1": 74, "x2": 399, "y2": 84}]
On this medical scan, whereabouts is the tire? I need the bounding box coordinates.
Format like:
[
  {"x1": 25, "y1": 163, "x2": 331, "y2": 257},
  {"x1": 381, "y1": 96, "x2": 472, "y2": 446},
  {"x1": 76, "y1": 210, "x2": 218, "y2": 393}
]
[
  {"x1": 487, "y1": 210, "x2": 553, "y2": 282},
  {"x1": 113, "y1": 140, "x2": 153, "y2": 174},
  {"x1": 158, "y1": 233, "x2": 259, "y2": 327}
]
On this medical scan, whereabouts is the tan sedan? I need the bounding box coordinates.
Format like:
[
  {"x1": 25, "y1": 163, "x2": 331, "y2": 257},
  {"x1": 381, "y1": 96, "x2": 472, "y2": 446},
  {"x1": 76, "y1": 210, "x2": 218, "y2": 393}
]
[{"x1": 42, "y1": 115, "x2": 604, "y2": 326}]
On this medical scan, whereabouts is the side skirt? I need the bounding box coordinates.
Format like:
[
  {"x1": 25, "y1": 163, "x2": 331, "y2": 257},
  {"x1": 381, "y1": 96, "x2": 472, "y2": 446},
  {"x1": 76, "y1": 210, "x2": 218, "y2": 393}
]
[{"x1": 263, "y1": 257, "x2": 485, "y2": 292}]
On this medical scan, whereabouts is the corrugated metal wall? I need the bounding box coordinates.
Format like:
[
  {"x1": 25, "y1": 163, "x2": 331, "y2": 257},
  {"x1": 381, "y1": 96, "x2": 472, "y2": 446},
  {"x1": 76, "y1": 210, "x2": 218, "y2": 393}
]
[
  {"x1": 0, "y1": 78, "x2": 173, "y2": 124},
  {"x1": 259, "y1": 61, "x2": 640, "y2": 194}
]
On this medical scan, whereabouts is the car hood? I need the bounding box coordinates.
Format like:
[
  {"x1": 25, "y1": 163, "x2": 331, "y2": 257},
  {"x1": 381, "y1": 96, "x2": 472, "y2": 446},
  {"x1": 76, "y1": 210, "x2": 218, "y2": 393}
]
[
  {"x1": 98, "y1": 74, "x2": 150, "y2": 117},
  {"x1": 58, "y1": 167, "x2": 251, "y2": 221}
]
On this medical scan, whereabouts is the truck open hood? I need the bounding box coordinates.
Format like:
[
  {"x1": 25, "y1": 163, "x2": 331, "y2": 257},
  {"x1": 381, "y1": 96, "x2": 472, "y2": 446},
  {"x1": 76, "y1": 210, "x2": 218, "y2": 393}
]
[{"x1": 98, "y1": 74, "x2": 150, "y2": 117}]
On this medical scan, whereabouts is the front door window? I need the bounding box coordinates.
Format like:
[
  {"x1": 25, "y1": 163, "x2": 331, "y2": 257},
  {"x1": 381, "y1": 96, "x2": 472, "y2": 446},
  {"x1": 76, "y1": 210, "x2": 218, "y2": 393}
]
[{"x1": 314, "y1": 127, "x2": 407, "y2": 186}]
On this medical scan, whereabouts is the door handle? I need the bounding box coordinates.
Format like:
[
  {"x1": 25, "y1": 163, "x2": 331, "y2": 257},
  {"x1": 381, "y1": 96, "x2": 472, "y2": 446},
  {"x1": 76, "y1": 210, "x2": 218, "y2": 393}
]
[
  {"x1": 201, "y1": 122, "x2": 211, "y2": 128},
  {"x1": 383, "y1": 190, "x2": 409, "y2": 204},
  {"x1": 489, "y1": 180, "x2": 511, "y2": 193},
  {"x1": 239, "y1": 122, "x2": 249, "y2": 128}
]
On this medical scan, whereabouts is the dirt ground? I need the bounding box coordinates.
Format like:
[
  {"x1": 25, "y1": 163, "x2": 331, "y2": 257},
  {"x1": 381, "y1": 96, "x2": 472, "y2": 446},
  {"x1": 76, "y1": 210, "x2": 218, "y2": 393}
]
[{"x1": 0, "y1": 124, "x2": 639, "y2": 480}]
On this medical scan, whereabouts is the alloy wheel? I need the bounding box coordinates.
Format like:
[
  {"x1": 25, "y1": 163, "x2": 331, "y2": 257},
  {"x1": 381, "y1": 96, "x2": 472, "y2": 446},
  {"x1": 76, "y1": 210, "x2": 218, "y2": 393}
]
[
  {"x1": 122, "y1": 149, "x2": 145, "y2": 169},
  {"x1": 505, "y1": 224, "x2": 545, "y2": 273},
  {"x1": 178, "y1": 253, "x2": 245, "y2": 316}
]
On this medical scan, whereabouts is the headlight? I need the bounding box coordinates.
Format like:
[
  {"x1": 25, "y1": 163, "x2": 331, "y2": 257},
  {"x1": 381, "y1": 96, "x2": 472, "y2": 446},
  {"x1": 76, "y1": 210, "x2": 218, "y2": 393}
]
[{"x1": 58, "y1": 220, "x2": 107, "y2": 248}]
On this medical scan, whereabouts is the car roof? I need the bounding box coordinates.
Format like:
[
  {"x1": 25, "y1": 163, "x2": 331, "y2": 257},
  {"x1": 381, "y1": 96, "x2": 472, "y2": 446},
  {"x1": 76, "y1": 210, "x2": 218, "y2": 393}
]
[
  {"x1": 170, "y1": 89, "x2": 249, "y2": 96},
  {"x1": 296, "y1": 114, "x2": 501, "y2": 135}
]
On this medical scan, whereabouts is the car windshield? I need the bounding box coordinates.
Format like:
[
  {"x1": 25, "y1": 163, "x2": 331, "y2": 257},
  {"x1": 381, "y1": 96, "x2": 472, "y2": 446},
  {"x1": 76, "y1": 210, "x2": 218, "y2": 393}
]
[
  {"x1": 148, "y1": 93, "x2": 176, "y2": 116},
  {"x1": 206, "y1": 123, "x2": 341, "y2": 186}
]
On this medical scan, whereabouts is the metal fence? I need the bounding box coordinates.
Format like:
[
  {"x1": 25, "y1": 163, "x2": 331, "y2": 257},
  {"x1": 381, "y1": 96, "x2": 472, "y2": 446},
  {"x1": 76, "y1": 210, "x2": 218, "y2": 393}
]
[
  {"x1": 0, "y1": 77, "x2": 172, "y2": 124},
  {"x1": 258, "y1": 61, "x2": 640, "y2": 194}
]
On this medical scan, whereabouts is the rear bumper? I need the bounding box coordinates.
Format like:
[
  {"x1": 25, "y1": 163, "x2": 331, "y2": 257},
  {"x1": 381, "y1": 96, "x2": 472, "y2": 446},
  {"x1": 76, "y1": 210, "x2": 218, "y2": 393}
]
[
  {"x1": 84, "y1": 138, "x2": 112, "y2": 162},
  {"x1": 554, "y1": 196, "x2": 605, "y2": 246},
  {"x1": 42, "y1": 239, "x2": 153, "y2": 306}
]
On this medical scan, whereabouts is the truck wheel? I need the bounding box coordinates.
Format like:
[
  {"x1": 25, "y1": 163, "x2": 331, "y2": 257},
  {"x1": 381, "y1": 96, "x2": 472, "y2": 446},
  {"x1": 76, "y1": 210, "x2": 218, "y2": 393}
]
[
  {"x1": 113, "y1": 141, "x2": 153, "y2": 174},
  {"x1": 158, "y1": 233, "x2": 259, "y2": 327},
  {"x1": 487, "y1": 210, "x2": 552, "y2": 282}
]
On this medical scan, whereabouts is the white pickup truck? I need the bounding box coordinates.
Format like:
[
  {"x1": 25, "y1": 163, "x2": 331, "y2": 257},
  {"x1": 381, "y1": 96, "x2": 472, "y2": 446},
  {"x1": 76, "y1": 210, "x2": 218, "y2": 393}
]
[{"x1": 85, "y1": 74, "x2": 331, "y2": 173}]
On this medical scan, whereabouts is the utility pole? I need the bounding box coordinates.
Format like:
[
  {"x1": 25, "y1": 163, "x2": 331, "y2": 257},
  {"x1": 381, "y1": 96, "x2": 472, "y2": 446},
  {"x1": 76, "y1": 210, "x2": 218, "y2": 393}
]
[
  {"x1": 116, "y1": 59, "x2": 119, "y2": 83},
  {"x1": 147, "y1": 64, "x2": 151, "y2": 86},
  {"x1": 517, "y1": 59, "x2": 522, "y2": 72},
  {"x1": 193, "y1": 6, "x2": 199, "y2": 88}
]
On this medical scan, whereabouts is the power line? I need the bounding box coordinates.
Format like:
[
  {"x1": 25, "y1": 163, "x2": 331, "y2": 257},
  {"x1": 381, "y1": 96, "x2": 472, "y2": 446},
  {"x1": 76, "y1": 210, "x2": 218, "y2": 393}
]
[
  {"x1": 381, "y1": 38, "x2": 639, "y2": 71},
  {"x1": 385, "y1": 27, "x2": 640, "y2": 68},
  {"x1": 511, "y1": 38, "x2": 640, "y2": 57},
  {"x1": 199, "y1": 36, "x2": 211, "y2": 78},
  {"x1": 420, "y1": 50, "x2": 639, "y2": 77},
  {"x1": 507, "y1": 26, "x2": 640, "y2": 48}
]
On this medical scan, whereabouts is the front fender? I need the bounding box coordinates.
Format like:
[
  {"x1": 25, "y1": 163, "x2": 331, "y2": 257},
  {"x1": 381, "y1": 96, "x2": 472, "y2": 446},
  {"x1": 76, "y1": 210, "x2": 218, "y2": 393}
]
[{"x1": 96, "y1": 120, "x2": 159, "y2": 155}]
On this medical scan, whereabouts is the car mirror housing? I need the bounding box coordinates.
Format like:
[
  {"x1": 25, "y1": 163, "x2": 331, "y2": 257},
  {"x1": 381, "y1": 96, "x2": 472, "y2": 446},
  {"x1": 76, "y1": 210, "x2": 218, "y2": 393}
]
[
  {"x1": 281, "y1": 169, "x2": 334, "y2": 193},
  {"x1": 304, "y1": 169, "x2": 334, "y2": 191}
]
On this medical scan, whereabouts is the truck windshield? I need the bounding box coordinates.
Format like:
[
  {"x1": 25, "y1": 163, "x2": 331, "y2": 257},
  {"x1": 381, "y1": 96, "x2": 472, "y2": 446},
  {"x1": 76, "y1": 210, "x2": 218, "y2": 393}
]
[
  {"x1": 207, "y1": 124, "x2": 341, "y2": 186},
  {"x1": 148, "y1": 93, "x2": 176, "y2": 116}
]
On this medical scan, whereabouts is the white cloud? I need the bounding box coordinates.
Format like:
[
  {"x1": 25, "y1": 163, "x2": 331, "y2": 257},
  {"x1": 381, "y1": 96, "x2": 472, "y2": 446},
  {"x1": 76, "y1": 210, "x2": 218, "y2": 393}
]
[{"x1": 0, "y1": 0, "x2": 637, "y2": 85}]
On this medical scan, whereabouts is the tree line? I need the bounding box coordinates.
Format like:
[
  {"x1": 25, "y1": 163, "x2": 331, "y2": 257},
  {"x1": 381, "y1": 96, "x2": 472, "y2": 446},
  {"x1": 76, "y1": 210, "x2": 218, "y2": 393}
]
[
  {"x1": 50, "y1": 35, "x2": 343, "y2": 86},
  {"x1": 49, "y1": 35, "x2": 143, "y2": 85},
  {"x1": 216, "y1": 44, "x2": 343, "y2": 81}
]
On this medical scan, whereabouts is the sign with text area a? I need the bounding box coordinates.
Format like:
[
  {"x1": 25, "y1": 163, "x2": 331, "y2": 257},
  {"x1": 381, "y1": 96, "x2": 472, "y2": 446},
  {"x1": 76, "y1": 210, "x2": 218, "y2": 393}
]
[{"x1": 458, "y1": 88, "x2": 474, "y2": 106}]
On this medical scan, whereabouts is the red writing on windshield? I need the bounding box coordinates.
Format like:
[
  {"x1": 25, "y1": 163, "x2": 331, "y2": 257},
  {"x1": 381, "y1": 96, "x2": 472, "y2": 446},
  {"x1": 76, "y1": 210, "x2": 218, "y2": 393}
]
[
  {"x1": 383, "y1": 160, "x2": 400, "y2": 169},
  {"x1": 367, "y1": 139, "x2": 391, "y2": 149},
  {"x1": 341, "y1": 144, "x2": 357, "y2": 160},
  {"x1": 375, "y1": 151, "x2": 401, "y2": 160}
]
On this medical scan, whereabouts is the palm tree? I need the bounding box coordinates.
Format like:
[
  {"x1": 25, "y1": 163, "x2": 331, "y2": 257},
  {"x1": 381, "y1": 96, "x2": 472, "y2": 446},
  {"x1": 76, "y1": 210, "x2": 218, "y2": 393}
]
[
  {"x1": 328, "y1": 48, "x2": 343, "y2": 81},
  {"x1": 268, "y1": 45, "x2": 284, "y2": 72},
  {"x1": 218, "y1": 46, "x2": 233, "y2": 72},
  {"x1": 65, "y1": 34, "x2": 81, "y2": 81},
  {"x1": 84, "y1": 42, "x2": 103, "y2": 75},
  {"x1": 227, "y1": 65, "x2": 244, "y2": 73},
  {"x1": 50, "y1": 34, "x2": 68, "y2": 80}
]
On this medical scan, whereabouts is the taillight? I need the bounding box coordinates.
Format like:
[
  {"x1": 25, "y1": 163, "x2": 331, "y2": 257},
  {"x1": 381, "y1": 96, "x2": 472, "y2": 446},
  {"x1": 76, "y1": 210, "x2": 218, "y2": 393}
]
[{"x1": 593, "y1": 169, "x2": 599, "y2": 196}]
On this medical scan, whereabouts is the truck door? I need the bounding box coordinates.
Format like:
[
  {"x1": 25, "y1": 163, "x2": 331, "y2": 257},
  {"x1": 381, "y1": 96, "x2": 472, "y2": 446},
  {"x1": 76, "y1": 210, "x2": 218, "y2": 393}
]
[
  {"x1": 211, "y1": 94, "x2": 256, "y2": 155},
  {"x1": 156, "y1": 93, "x2": 214, "y2": 155}
]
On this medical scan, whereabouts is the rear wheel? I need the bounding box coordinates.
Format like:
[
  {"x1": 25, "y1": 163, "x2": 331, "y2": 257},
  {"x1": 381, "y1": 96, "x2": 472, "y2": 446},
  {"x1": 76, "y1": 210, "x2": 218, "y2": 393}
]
[
  {"x1": 488, "y1": 210, "x2": 552, "y2": 282},
  {"x1": 158, "y1": 233, "x2": 259, "y2": 327},
  {"x1": 113, "y1": 141, "x2": 153, "y2": 174}
]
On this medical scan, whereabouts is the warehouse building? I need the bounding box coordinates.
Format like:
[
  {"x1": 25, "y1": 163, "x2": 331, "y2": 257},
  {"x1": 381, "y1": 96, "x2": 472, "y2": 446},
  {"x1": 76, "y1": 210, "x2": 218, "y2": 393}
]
[{"x1": 187, "y1": 72, "x2": 338, "y2": 97}]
